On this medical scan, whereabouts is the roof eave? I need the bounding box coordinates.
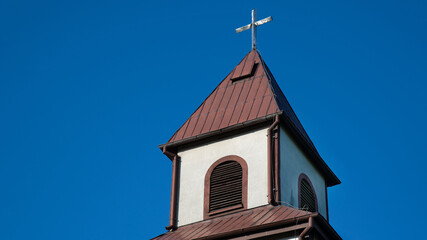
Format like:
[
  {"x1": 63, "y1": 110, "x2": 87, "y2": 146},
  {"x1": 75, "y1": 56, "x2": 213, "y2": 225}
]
[
  {"x1": 196, "y1": 212, "x2": 315, "y2": 240},
  {"x1": 257, "y1": 52, "x2": 340, "y2": 186},
  {"x1": 279, "y1": 114, "x2": 341, "y2": 187},
  {"x1": 158, "y1": 111, "x2": 340, "y2": 186},
  {"x1": 312, "y1": 214, "x2": 343, "y2": 240},
  {"x1": 158, "y1": 112, "x2": 282, "y2": 151}
]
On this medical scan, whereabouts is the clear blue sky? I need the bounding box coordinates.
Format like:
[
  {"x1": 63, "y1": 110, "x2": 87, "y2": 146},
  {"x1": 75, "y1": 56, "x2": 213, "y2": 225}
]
[{"x1": 1, "y1": 0, "x2": 426, "y2": 239}]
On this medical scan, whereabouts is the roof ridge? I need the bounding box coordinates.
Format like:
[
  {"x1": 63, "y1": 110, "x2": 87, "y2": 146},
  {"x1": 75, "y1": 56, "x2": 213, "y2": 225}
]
[{"x1": 257, "y1": 50, "x2": 315, "y2": 147}]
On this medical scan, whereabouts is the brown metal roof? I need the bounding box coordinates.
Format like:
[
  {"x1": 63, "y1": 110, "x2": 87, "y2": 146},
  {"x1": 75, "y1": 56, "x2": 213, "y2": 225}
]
[
  {"x1": 160, "y1": 50, "x2": 340, "y2": 186},
  {"x1": 169, "y1": 50, "x2": 276, "y2": 143},
  {"x1": 151, "y1": 205, "x2": 313, "y2": 240},
  {"x1": 167, "y1": 50, "x2": 280, "y2": 143}
]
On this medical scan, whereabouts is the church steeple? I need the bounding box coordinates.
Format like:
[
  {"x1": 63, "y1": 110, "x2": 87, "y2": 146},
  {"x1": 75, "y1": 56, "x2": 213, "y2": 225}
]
[{"x1": 153, "y1": 12, "x2": 342, "y2": 240}]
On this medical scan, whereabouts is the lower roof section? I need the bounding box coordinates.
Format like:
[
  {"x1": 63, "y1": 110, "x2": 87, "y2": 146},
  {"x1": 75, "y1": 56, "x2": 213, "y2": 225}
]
[{"x1": 151, "y1": 205, "x2": 341, "y2": 240}]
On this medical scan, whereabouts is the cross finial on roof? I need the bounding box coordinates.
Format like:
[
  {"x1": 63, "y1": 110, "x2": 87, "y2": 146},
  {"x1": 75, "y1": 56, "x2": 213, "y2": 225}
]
[{"x1": 236, "y1": 9, "x2": 273, "y2": 50}]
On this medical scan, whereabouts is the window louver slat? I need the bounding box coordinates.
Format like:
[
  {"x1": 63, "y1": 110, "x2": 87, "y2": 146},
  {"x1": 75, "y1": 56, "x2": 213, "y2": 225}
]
[
  {"x1": 211, "y1": 174, "x2": 242, "y2": 184},
  {"x1": 210, "y1": 197, "x2": 242, "y2": 207},
  {"x1": 210, "y1": 183, "x2": 242, "y2": 193},
  {"x1": 210, "y1": 188, "x2": 242, "y2": 196},
  {"x1": 210, "y1": 198, "x2": 242, "y2": 206},
  {"x1": 209, "y1": 161, "x2": 243, "y2": 212},
  {"x1": 300, "y1": 179, "x2": 316, "y2": 212},
  {"x1": 210, "y1": 186, "x2": 242, "y2": 196}
]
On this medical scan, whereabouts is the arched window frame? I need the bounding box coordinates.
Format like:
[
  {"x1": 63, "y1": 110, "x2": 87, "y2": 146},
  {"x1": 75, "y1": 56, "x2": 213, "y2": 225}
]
[
  {"x1": 298, "y1": 173, "x2": 318, "y2": 212},
  {"x1": 204, "y1": 155, "x2": 248, "y2": 219}
]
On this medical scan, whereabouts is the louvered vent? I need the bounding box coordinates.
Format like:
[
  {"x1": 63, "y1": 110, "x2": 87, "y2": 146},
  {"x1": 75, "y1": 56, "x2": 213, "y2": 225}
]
[
  {"x1": 209, "y1": 161, "x2": 243, "y2": 212},
  {"x1": 300, "y1": 179, "x2": 316, "y2": 212}
]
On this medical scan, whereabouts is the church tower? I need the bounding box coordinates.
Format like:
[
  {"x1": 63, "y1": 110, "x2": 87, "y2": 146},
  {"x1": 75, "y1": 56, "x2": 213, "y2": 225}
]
[{"x1": 152, "y1": 10, "x2": 342, "y2": 240}]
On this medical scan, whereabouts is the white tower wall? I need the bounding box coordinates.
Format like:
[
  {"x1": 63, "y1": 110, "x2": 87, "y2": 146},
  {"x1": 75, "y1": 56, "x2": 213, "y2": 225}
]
[
  {"x1": 176, "y1": 127, "x2": 269, "y2": 226},
  {"x1": 279, "y1": 127, "x2": 328, "y2": 218}
]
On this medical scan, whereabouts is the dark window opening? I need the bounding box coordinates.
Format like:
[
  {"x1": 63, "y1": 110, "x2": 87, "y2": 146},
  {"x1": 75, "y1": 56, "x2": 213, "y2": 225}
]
[
  {"x1": 300, "y1": 178, "x2": 316, "y2": 212},
  {"x1": 209, "y1": 161, "x2": 243, "y2": 212}
]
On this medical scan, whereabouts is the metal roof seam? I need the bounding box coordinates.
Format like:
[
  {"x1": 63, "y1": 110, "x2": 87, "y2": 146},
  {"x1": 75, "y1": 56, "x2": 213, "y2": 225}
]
[
  {"x1": 234, "y1": 72, "x2": 256, "y2": 124},
  {"x1": 188, "y1": 101, "x2": 208, "y2": 138},
  {"x1": 209, "y1": 82, "x2": 235, "y2": 132},
  {"x1": 197, "y1": 84, "x2": 220, "y2": 137},
  {"x1": 254, "y1": 80, "x2": 271, "y2": 118},
  {"x1": 219, "y1": 81, "x2": 244, "y2": 129},
  {"x1": 216, "y1": 82, "x2": 237, "y2": 130},
  {"x1": 204, "y1": 85, "x2": 227, "y2": 133},
  {"x1": 241, "y1": 73, "x2": 264, "y2": 123}
]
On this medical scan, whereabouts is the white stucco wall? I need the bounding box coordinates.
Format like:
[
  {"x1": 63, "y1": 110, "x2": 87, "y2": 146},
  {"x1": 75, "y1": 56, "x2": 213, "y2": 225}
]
[
  {"x1": 279, "y1": 127, "x2": 327, "y2": 218},
  {"x1": 176, "y1": 127, "x2": 269, "y2": 226}
]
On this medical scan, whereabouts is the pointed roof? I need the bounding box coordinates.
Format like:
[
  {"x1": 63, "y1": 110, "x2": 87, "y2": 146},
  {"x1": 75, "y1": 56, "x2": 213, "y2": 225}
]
[
  {"x1": 160, "y1": 50, "x2": 340, "y2": 186},
  {"x1": 166, "y1": 50, "x2": 277, "y2": 143}
]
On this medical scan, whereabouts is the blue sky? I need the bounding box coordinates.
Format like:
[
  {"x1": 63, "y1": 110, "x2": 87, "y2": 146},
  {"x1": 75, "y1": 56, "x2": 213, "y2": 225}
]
[{"x1": 1, "y1": 0, "x2": 426, "y2": 239}]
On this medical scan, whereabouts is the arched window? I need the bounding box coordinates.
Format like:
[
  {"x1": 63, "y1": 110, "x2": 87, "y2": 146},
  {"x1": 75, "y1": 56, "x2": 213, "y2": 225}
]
[
  {"x1": 299, "y1": 174, "x2": 318, "y2": 212},
  {"x1": 204, "y1": 155, "x2": 248, "y2": 219}
]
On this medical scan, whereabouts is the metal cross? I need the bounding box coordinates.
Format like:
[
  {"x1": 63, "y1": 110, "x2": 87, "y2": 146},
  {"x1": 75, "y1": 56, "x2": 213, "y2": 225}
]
[{"x1": 236, "y1": 9, "x2": 273, "y2": 50}]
